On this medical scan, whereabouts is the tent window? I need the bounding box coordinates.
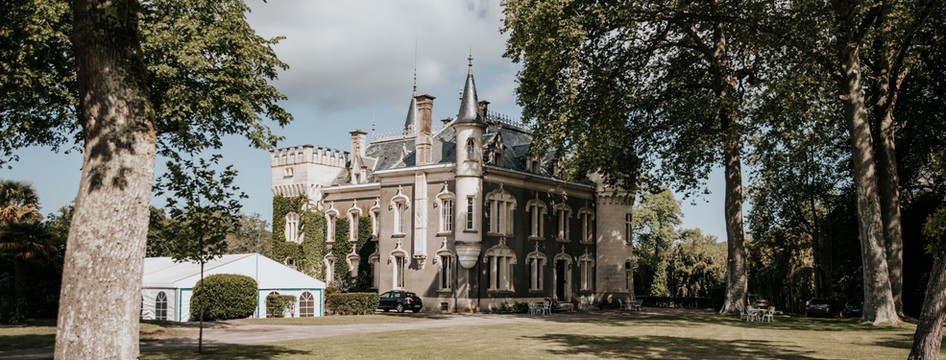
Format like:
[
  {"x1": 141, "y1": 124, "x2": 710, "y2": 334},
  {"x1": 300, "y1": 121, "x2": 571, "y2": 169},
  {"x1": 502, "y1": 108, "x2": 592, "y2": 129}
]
[
  {"x1": 300, "y1": 292, "x2": 315, "y2": 317},
  {"x1": 155, "y1": 292, "x2": 168, "y2": 321}
]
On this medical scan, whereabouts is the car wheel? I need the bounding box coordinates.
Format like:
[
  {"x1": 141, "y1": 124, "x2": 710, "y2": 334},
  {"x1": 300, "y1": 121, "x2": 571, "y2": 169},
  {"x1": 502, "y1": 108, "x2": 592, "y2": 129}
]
[{"x1": 396, "y1": 304, "x2": 405, "y2": 313}]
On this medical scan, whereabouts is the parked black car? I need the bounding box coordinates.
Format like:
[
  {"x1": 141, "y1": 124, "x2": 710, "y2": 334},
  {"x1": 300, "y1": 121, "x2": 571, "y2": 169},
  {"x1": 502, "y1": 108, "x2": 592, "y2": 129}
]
[
  {"x1": 805, "y1": 298, "x2": 839, "y2": 317},
  {"x1": 378, "y1": 291, "x2": 423, "y2": 313},
  {"x1": 841, "y1": 300, "x2": 863, "y2": 318}
]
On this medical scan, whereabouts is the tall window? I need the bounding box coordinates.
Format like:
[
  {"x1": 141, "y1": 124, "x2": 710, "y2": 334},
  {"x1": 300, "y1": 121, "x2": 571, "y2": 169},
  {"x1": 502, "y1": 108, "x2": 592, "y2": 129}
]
[
  {"x1": 625, "y1": 261, "x2": 633, "y2": 291},
  {"x1": 579, "y1": 253, "x2": 595, "y2": 291},
  {"x1": 487, "y1": 187, "x2": 516, "y2": 236},
  {"x1": 155, "y1": 292, "x2": 167, "y2": 321},
  {"x1": 348, "y1": 208, "x2": 361, "y2": 242},
  {"x1": 625, "y1": 213, "x2": 633, "y2": 244},
  {"x1": 554, "y1": 204, "x2": 572, "y2": 241},
  {"x1": 300, "y1": 291, "x2": 315, "y2": 317},
  {"x1": 326, "y1": 212, "x2": 337, "y2": 243},
  {"x1": 439, "y1": 254, "x2": 454, "y2": 291},
  {"x1": 527, "y1": 199, "x2": 546, "y2": 239},
  {"x1": 441, "y1": 199, "x2": 454, "y2": 232},
  {"x1": 393, "y1": 254, "x2": 407, "y2": 289},
  {"x1": 465, "y1": 197, "x2": 475, "y2": 230},
  {"x1": 528, "y1": 251, "x2": 547, "y2": 291},
  {"x1": 579, "y1": 208, "x2": 594, "y2": 244},
  {"x1": 466, "y1": 138, "x2": 476, "y2": 159},
  {"x1": 285, "y1": 212, "x2": 300, "y2": 243},
  {"x1": 324, "y1": 254, "x2": 335, "y2": 284},
  {"x1": 369, "y1": 253, "x2": 380, "y2": 289},
  {"x1": 484, "y1": 244, "x2": 517, "y2": 292}
]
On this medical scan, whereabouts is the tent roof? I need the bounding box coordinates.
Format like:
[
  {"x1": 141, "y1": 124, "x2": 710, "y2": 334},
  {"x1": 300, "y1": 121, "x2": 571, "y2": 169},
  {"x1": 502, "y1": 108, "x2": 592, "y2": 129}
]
[{"x1": 143, "y1": 253, "x2": 325, "y2": 290}]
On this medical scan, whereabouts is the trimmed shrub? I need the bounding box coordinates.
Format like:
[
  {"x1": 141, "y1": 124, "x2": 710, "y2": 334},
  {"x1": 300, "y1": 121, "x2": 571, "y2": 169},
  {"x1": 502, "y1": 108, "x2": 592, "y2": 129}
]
[
  {"x1": 326, "y1": 292, "x2": 379, "y2": 315},
  {"x1": 266, "y1": 294, "x2": 297, "y2": 318},
  {"x1": 190, "y1": 274, "x2": 257, "y2": 321}
]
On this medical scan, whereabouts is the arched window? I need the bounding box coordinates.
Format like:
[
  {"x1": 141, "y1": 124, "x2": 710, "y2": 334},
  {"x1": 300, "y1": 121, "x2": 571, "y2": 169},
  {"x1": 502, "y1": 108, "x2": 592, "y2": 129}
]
[
  {"x1": 155, "y1": 292, "x2": 168, "y2": 321},
  {"x1": 390, "y1": 187, "x2": 410, "y2": 235},
  {"x1": 299, "y1": 291, "x2": 315, "y2": 317},
  {"x1": 579, "y1": 207, "x2": 595, "y2": 244},
  {"x1": 527, "y1": 249, "x2": 547, "y2": 291},
  {"x1": 436, "y1": 240, "x2": 454, "y2": 291},
  {"x1": 285, "y1": 256, "x2": 296, "y2": 269},
  {"x1": 323, "y1": 253, "x2": 335, "y2": 284},
  {"x1": 484, "y1": 242, "x2": 517, "y2": 292},
  {"x1": 466, "y1": 138, "x2": 476, "y2": 159},
  {"x1": 348, "y1": 205, "x2": 362, "y2": 242},
  {"x1": 436, "y1": 183, "x2": 456, "y2": 234},
  {"x1": 486, "y1": 186, "x2": 516, "y2": 236},
  {"x1": 390, "y1": 241, "x2": 409, "y2": 289},
  {"x1": 266, "y1": 291, "x2": 281, "y2": 318},
  {"x1": 285, "y1": 212, "x2": 300, "y2": 243},
  {"x1": 579, "y1": 251, "x2": 595, "y2": 291},
  {"x1": 553, "y1": 203, "x2": 572, "y2": 242},
  {"x1": 325, "y1": 204, "x2": 339, "y2": 243},
  {"x1": 527, "y1": 198, "x2": 547, "y2": 240}
]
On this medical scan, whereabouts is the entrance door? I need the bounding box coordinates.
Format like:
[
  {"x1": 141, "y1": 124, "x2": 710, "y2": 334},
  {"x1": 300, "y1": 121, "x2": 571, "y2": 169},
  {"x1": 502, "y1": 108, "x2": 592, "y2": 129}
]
[{"x1": 556, "y1": 260, "x2": 566, "y2": 300}]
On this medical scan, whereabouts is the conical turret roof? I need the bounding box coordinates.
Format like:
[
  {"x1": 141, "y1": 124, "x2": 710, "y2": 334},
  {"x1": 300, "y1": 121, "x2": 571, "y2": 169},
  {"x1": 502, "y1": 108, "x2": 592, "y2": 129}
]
[
  {"x1": 403, "y1": 96, "x2": 417, "y2": 134},
  {"x1": 456, "y1": 56, "x2": 484, "y2": 124}
]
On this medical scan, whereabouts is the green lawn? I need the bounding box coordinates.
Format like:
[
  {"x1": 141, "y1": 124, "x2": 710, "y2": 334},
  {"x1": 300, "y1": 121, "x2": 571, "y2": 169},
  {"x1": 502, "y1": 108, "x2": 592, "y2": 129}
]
[{"x1": 141, "y1": 312, "x2": 944, "y2": 360}]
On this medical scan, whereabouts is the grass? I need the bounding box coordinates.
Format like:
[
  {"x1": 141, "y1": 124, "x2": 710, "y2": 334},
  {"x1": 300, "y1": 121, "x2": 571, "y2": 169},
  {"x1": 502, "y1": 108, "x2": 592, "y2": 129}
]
[
  {"x1": 4, "y1": 311, "x2": 942, "y2": 359},
  {"x1": 139, "y1": 311, "x2": 945, "y2": 360},
  {"x1": 235, "y1": 313, "x2": 431, "y2": 326}
]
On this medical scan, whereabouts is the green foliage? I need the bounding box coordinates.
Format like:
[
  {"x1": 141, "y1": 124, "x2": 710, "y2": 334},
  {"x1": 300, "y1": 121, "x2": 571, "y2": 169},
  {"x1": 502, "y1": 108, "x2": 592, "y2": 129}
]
[
  {"x1": 156, "y1": 153, "x2": 244, "y2": 265},
  {"x1": 332, "y1": 217, "x2": 351, "y2": 290},
  {"x1": 632, "y1": 188, "x2": 682, "y2": 297},
  {"x1": 326, "y1": 292, "x2": 379, "y2": 315},
  {"x1": 225, "y1": 213, "x2": 272, "y2": 257},
  {"x1": 354, "y1": 216, "x2": 375, "y2": 291},
  {"x1": 265, "y1": 293, "x2": 296, "y2": 318},
  {"x1": 668, "y1": 229, "x2": 727, "y2": 299},
  {"x1": 190, "y1": 274, "x2": 257, "y2": 321},
  {"x1": 271, "y1": 196, "x2": 326, "y2": 280}
]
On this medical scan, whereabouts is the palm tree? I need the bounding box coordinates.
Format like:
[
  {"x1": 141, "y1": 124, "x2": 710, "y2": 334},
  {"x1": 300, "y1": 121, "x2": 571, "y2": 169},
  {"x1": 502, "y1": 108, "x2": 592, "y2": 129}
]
[{"x1": 0, "y1": 180, "x2": 49, "y2": 311}]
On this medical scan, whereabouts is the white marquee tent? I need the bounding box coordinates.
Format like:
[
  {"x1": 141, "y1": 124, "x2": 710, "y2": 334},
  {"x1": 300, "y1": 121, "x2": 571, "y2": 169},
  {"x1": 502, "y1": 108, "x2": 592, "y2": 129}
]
[{"x1": 141, "y1": 253, "x2": 325, "y2": 321}]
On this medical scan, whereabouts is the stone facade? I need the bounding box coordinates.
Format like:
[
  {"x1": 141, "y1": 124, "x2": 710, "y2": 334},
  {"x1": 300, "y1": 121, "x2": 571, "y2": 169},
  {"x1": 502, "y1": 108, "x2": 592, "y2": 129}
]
[{"x1": 270, "y1": 60, "x2": 634, "y2": 312}]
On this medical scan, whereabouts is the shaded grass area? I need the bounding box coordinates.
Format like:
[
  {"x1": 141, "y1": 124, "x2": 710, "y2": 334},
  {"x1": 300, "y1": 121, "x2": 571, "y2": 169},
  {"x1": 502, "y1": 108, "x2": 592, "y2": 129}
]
[
  {"x1": 141, "y1": 311, "x2": 943, "y2": 360},
  {"x1": 0, "y1": 320, "x2": 196, "y2": 351}
]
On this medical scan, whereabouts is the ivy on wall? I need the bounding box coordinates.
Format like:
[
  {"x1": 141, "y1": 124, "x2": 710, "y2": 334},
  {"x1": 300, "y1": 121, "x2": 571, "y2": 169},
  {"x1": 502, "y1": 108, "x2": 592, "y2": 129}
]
[
  {"x1": 354, "y1": 216, "x2": 375, "y2": 291},
  {"x1": 332, "y1": 217, "x2": 351, "y2": 290},
  {"x1": 271, "y1": 196, "x2": 325, "y2": 280}
]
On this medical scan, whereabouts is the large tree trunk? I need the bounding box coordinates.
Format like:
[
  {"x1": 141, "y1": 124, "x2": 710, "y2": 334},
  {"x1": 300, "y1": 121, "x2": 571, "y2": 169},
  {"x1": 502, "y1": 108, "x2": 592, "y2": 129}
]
[
  {"x1": 835, "y1": 30, "x2": 899, "y2": 325},
  {"x1": 907, "y1": 245, "x2": 946, "y2": 359},
  {"x1": 719, "y1": 130, "x2": 748, "y2": 315},
  {"x1": 55, "y1": 1, "x2": 156, "y2": 358}
]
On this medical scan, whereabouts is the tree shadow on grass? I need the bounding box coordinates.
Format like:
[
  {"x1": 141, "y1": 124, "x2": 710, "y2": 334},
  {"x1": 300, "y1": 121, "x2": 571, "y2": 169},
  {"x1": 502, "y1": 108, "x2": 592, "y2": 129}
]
[
  {"x1": 0, "y1": 333, "x2": 55, "y2": 351},
  {"x1": 142, "y1": 343, "x2": 308, "y2": 359},
  {"x1": 524, "y1": 333, "x2": 822, "y2": 359}
]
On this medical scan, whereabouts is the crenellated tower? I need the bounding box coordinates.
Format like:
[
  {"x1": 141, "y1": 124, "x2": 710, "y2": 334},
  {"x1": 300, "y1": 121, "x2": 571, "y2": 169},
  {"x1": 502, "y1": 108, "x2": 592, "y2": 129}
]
[
  {"x1": 271, "y1": 145, "x2": 349, "y2": 208},
  {"x1": 590, "y1": 173, "x2": 636, "y2": 301}
]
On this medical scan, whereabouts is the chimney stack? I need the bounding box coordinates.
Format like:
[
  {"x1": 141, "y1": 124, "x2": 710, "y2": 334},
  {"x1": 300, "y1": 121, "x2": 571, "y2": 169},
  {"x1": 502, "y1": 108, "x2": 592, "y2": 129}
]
[
  {"x1": 415, "y1": 94, "x2": 435, "y2": 164},
  {"x1": 350, "y1": 129, "x2": 367, "y2": 158}
]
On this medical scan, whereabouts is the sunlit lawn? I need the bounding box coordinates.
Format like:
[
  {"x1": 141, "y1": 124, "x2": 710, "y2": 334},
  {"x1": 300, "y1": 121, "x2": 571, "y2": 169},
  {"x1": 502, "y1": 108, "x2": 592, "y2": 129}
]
[{"x1": 139, "y1": 312, "x2": 945, "y2": 360}]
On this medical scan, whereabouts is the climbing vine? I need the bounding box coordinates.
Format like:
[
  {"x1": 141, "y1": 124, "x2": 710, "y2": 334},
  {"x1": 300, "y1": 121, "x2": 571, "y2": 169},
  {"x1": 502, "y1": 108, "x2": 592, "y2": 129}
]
[
  {"x1": 355, "y1": 216, "x2": 375, "y2": 291},
  {"x1": 333, "y1": 217, "x2": 351, "y2": 290},
  {"x1": 271, "y1": 195, "x2": 325, "y2": 280}
]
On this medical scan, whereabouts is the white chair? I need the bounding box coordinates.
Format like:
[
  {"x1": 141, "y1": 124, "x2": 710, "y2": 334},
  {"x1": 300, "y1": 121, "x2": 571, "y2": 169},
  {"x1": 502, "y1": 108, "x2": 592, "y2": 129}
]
[
  {"x1": 618, "y1": 299, "x2": 627, "y2": 311},
  {"x1": 527, "y1": 301, "x2": 538, "y2": 315},
  {"x1": 631, "y1": 299, "x2": 642, "y2": 311},
  {"x1": 744, "y1": 306, "x2": 757, "y2": 321},
  {"x1": 540, "y1": 300, "x2": 552, "y2": 315},
  {"x1": 762, "y1": 306, "x2": 775, "y2": 322}
]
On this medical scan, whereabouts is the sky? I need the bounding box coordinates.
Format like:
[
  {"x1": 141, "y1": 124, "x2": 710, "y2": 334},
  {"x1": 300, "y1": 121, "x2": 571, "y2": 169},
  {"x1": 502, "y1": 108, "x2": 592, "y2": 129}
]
[{"x1": 2, "y1": 0, "x2": 731, "y2": 241}]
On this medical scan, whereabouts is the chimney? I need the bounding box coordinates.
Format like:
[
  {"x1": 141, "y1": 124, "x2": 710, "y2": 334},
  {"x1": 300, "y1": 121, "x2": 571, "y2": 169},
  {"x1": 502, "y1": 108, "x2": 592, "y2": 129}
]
[
  {"x1": 350, "y1": 129, "x2": 367, "y2": 158},
  {"x1": 414, "y1": 94, "x2": 436, "y2": 164},
  {"x1": 478, "y1": 100, "x2": 490, "y2": 122}
]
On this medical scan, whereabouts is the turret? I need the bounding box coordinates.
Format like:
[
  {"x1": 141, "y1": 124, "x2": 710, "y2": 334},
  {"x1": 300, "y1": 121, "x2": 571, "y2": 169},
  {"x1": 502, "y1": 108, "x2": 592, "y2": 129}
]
[{"x1": 452, "y1": 56, "x2": 487, "y2": 269}]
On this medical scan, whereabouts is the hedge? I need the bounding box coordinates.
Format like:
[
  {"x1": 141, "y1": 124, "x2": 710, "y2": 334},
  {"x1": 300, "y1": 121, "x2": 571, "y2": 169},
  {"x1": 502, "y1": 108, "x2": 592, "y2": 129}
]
[
  {"x1": 266, "y1": 294, "x2": 297, "y2": 318},
  {"x1": 326, "y1": 292, "x2": 379, "y2": 315},
  {"x1": 190, "y1": 274, "x2": 258, "y2": 321}
]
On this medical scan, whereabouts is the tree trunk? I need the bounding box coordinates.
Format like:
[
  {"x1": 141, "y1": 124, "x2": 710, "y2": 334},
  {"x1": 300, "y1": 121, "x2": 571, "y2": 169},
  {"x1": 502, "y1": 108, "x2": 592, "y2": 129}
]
[
  {"x1": 719, "y1": 130, "x2": 748, "y2": 315},
  {"x1": 907, "y1": 246, "x2": 946, "y2": 359},
  {"x1": 55, "y1": 1, "x2": 156, "y2": 358},
  {"x1": 835, "y1": 32, "x2": 899, "y2": 325}
]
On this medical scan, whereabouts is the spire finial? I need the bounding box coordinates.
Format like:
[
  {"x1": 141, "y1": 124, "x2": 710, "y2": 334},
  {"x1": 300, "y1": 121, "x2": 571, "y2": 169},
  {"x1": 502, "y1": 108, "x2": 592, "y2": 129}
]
[
  {"x1": 468, "y1": 48, "x2": 473, "y2": 68},
  {"x1": 413, "y1": 40, "x2": 418, "y2": 95}
]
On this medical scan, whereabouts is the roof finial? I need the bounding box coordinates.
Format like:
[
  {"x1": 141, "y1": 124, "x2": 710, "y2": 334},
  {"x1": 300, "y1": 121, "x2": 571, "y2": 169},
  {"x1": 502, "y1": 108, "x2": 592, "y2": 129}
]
[
  {"x1": 413, "y1": 40, "x2": 418, "y2": 95},
  {"x1": 468, "y1": 47, "x2": 473, "y2": 68}
]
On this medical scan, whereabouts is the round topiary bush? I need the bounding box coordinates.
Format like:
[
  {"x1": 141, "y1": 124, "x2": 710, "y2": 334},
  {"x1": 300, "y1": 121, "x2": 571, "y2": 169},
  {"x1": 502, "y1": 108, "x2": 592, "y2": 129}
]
[{"x1": 190, "y1": 274, "x2": 257, "y2": 321}]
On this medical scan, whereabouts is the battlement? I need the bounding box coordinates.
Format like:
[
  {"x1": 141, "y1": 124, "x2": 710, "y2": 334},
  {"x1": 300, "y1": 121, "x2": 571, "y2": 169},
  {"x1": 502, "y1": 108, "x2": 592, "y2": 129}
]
[{"x1": 271, "y1": 144, "x2": 349, "y2": 168}]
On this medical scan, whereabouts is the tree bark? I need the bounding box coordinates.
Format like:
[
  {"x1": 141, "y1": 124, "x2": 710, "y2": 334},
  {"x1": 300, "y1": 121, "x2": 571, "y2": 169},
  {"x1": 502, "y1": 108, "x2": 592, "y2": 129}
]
[
  {"x1": 708, "y1": 18, "x2": 748, "y2": 316},
  {"x1": 908, "y1": 246, "x2": 946, "y2": 359},
  {"x1": 55, "y1": 1, "x2": 156, "y2": 359},
  {"x1": 834, "y1": 28, "x2": 899, "y2": 325}
]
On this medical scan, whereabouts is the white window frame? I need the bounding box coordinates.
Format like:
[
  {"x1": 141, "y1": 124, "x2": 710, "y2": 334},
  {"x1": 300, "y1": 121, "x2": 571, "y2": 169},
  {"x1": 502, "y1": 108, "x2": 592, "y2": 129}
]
[
  {"x1": 486, "y1": 187, "x2": 516, "y2": 236},
  {"x1": 285, "y1": 212, "x2": 300, "y2": 243},
  {"x1": 155, "y1": 291, "x2": 168, "y2": 321},
  {"x1": 348, "y1": 205, "x2": 362, "y2": 242},
  {"x1": 554, "y1": 203, "x2": 572, "y2": 242},
  {"x1": 465, "y1": 196, "x2": 475, "y2": 231},
  {"x1": 299, "y1": 291, "x2": 315, "y2": 317},
  {"x1": 527, "y1": 250, "x2": 547, "y2": 291},
  {"x1": 484, "y1": 243, "x2": 517, "y2": 292},
  {"x1": 579, "y1": 207, "x2": 595, "y2": 244},
  {"x1": 579, "y1": 252, "x2": 595, "y2": 291},
  {"x1": 436, "y1": 184, "x2": 456, "y2": 235},
  {"x1": 527, "y1": 199, "x2": 546, "y2": 240}
]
